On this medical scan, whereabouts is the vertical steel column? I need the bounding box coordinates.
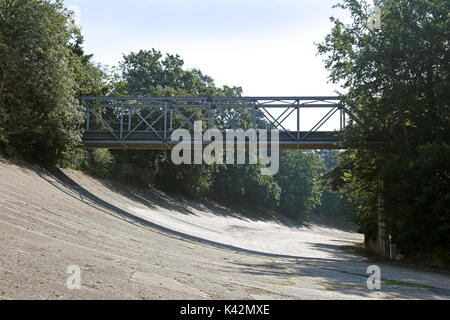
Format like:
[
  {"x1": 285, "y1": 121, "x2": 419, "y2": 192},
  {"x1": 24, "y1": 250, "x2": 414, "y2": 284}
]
[
  {"x1": 164, "y1": 102, "x2": 168, "y2": 140},
  {"x1": 119, "y1": 102, "x2": 124, "y2": 139},
  {"x1": 252, "y1": 101, "x2": 257, "y2": 129},
  {"x1": 297, "y1": 101, "x2": 300, "y2": 140},
  {"x1": 377, "y1": 178, "x2": 388, "y2": 258},
  {"x1": 343, "y1": 111, "x2": 346, "y2": 128},
  {"x1": 128, "y1": 107, "x2": 132, "y2": 132},
  {"x1": 169, "y1": 106, "x2": 173, "y2": 130},
  {"x1": 208, "y1": 101, "x2": 212, "y2": 130},
  {"x1": 205, "y1": 101, "x2": 212, "y2": 141}
]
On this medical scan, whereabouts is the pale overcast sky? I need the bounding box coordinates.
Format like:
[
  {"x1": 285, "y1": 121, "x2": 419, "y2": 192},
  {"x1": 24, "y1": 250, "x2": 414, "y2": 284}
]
[
  {"x1": 65, "y1": 0, "x2": 351, "y2": 97},
  {"x1": 65, "y1": 0, "x2": 353, "y2": 130}
]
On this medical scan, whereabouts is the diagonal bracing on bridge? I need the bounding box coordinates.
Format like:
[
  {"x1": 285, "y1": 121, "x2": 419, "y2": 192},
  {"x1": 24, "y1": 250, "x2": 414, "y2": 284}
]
[{"x1": 78, "y1": 96, "x2": 359, "y2": 149}]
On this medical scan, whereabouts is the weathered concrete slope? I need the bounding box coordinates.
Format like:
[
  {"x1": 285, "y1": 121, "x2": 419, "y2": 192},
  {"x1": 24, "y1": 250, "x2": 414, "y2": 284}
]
[{"x1": 0, "y1": 157, "x2": 449, "y2": 300}]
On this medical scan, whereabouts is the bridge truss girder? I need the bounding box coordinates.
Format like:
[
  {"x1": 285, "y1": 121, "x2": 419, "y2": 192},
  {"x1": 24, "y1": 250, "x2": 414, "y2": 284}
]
[{"x1": 79, "y1": 96, "x2": 352, "y2": 149}]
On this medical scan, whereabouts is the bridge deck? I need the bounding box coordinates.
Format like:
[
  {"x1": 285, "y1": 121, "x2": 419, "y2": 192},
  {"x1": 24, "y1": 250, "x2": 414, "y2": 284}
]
[
  {"x1": 78, "y1": 96, "x2": 384, "y2": 150},
  {"x1": 82, "y1": 131, "x2": 346, "y2": 149}
]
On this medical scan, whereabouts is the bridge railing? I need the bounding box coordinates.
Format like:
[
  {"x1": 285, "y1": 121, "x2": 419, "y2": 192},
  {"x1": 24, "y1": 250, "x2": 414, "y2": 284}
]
[{"x1": 78, "y1": 96, "x2": 347, "y2": 144}]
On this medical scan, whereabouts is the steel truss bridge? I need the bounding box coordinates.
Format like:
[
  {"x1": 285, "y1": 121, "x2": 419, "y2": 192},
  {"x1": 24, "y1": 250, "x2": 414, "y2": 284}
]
[{"x1": 79, "y1": 96, "x2": 365, "y2": 150}]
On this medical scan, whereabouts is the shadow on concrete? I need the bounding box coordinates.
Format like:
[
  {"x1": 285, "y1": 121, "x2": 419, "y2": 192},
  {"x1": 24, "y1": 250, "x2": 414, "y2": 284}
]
[
  {"x1": 42, "y1": 164, "x2": 303, "y2": 228},
  {"x1": 32, "y1": 166, "x2": 318, "y2": 260},
  {"x1": 231, "y1": 247, "x2": 450, "y2": 299}
]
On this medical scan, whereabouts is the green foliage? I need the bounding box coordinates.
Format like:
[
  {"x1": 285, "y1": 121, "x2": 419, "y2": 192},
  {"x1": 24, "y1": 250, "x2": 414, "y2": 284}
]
[
  {"x1": 213, "y1": 164, "x2": 281, "y2": 207},
  {"x1": 157, "y1": 163, "x2": 215, "y2": 198},
  {"x1": 337, "y1": 150, "x2": 379, "y2": 238},
  {"x1": 382, "y1": 142, "x2": 450, "y2": 259},
  {"x1": 318, "y1": 0, "x2": 450, "y2": 260},
  {"x1": 120, "y1": 49, "x2": 237, "y2": 97},
  {"x1": 88, "y1": 149, "x2": 114, "y2": 177},
  {"x1": 315, "y1": 150, "x2": 353, "y2": 225},
  {"x1": 275, "y1": 151, "x2": 324, "y2": 219},
  {"x1": 0, "y1": 0, "x2": 84, "y2": 164}
]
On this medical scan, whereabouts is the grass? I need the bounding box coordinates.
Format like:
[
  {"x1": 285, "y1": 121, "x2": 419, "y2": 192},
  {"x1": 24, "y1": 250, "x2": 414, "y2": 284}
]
[
  {"x1": 247, "y1": 287, "x2": 272, "y2": 295},
  {"x1": 266, "y1": 280, "x2": 296, "y2": 286},
  {"x1": 319, "y1": 281, "x2": 336, "y2": 291},
  {"x1": 383, "y1": 279, "x2": 433, "y2": 291}
]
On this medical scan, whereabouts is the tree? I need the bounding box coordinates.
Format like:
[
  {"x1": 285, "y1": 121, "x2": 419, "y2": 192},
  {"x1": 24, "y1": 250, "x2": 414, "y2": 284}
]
[
  {"x1": 275, "y1": 150, "x2": 324, "y2": 219},
  {"x1": 63, "y1": 24, "x2": 112, "y2": 169},
  {"x1": 315, "y1": 150, "x2": 352, "y2": 225},
  {"x1": 212, "y1": 163, "x2": 281, "y2": 208},
  {"x1": 110, "y1": 49, "x2": 243, "y2": 197},
  {"x1": 318, "y1": 0, "x2": 450, "y2": 262},
  {"x1": 120, "y1": 49, "x2": 228, "y2": 97},
  {"x1": 0, "y1": 0, "x2": 105, "y2": 165}
]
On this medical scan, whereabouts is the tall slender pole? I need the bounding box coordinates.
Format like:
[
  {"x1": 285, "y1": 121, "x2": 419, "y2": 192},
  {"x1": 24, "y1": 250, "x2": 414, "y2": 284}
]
[
  {"x1": 252, "y1": 102, "x2": 257, "y2": 129},
  {"x1": 297, "y1": 101, "x2": 300, "y2": 140},
  {"x1": 119, "y1": 103, "x2": 124, "y2": 139}
]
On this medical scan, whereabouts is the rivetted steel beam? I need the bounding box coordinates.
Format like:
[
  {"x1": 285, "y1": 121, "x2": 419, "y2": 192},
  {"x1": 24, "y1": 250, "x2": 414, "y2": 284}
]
[
  {"x1": 78, "y1": 96, "x2": 340, "y2": 101},
  {"x1": 78, "y1": 96, "x2": 369, "y2": 150}
]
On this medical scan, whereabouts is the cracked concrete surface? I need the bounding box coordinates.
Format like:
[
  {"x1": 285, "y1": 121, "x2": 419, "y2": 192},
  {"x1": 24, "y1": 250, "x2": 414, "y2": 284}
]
[{"x1": 0, "y1": 157, "x2": 449, "y2": 300}]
